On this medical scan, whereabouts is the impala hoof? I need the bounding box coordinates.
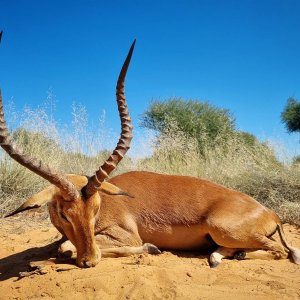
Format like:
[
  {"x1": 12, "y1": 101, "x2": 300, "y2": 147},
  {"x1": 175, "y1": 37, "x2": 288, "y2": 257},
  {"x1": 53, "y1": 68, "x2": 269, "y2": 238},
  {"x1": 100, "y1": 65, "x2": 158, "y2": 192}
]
[
  {"x1": 58, "y1": 240, "x2": 76, "y2": 258},
  {"x1": 234, "y1": 250, "x2": 246, "y2": 260},
  {"x1": 77, "y1": 252, "x2": 101, "y2": 268},
  {"x1": 143, "y1": 243, "x2": 161, "y2": 255},
  {"x1": 210, "y1": 261, "x2": 220, "y2": 268}
]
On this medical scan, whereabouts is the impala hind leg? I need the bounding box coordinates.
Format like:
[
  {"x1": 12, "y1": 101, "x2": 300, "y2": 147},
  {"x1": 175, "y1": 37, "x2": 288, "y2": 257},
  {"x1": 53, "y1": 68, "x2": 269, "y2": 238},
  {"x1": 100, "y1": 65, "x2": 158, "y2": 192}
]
[
  {"x1": 209, "y1": 229, "x2": 288, "y2": 266},
  {"x1": 209, "y1": 247, "x2": 243, "y2": 268},
  {"x1": 252, "y1": 236, "x2": 288, "y2": 259},
  {"x1": 244, "y1": 249, "x2": 288, "y2": 260}
]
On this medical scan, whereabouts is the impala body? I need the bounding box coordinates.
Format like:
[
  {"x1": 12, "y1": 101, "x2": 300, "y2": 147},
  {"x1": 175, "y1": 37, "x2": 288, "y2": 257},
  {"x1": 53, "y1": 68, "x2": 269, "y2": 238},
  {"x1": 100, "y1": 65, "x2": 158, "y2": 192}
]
[
  {"x1": 1, "y1": 31, "x2": 299, "y2": 268},
  {"x1": 46, "y1": 171, "x2": 300, "y2": 268}
]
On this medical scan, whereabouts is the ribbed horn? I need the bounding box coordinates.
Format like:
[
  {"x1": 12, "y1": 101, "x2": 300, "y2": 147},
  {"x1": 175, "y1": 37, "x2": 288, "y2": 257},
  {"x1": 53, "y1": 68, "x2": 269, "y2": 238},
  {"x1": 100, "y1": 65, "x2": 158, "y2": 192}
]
[{"x1": 83, "y1": 40, "x2": 135, "y2": 198}]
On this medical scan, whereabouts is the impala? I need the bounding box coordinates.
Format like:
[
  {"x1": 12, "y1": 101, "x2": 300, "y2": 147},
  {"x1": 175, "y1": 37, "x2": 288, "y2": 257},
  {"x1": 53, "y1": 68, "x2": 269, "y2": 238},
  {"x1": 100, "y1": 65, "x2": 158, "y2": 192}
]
[{"x1": 1, "y1": 33, "x2": 299, "y2": 268}]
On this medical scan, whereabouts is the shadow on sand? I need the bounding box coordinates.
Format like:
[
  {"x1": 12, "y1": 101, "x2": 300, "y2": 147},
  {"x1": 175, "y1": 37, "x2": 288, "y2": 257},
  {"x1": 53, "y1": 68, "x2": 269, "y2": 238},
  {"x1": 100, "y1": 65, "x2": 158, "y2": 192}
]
[{"x1": 0, "y1": 239, "x2": 75, "y2": 281}]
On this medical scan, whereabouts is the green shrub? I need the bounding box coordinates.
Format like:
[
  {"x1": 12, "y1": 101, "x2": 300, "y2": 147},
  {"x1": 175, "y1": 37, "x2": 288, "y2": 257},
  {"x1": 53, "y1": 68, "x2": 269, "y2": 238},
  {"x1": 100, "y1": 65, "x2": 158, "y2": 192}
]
[{"x1": 141, "y1": 98, "x2": 236, "y2": 154}]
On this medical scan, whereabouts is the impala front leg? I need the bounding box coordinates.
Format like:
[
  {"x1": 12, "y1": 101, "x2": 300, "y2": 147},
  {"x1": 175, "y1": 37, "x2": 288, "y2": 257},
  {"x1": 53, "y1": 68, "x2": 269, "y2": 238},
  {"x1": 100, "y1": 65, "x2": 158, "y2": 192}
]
[
  {"x1": 94, "y1": 231, "x2": 161, "y2": 258},
  {"x1": 58, "y1": 231, "x2": 161, "y2": 260}
]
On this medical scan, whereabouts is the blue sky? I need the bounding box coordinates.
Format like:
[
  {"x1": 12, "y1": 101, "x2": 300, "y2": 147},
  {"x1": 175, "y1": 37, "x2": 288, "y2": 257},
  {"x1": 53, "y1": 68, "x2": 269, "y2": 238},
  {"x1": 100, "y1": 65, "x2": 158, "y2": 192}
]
[{"x1": 1, "y1": 0, "x2": 300, "y2": 157}]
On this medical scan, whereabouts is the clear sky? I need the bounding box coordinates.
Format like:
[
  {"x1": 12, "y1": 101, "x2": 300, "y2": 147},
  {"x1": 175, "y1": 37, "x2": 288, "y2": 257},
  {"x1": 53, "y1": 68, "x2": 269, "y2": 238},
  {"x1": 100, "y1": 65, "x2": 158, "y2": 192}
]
[{"x1": 1, "y1": 0, "x2": 300, "y2": 158}]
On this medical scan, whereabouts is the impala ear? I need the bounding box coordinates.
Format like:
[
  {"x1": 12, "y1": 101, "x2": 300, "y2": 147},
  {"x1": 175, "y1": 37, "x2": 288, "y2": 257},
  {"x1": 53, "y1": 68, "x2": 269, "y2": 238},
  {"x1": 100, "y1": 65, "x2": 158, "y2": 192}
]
[
  {"x1": 65, "y1": 174, "x2": 88, "y2": 189},
  {"x1": 5, "y1": 185, "x2": 57, "y2": 217},
  {"x1": 100, "y1": 182, "x2": 133, "y2": 198}
]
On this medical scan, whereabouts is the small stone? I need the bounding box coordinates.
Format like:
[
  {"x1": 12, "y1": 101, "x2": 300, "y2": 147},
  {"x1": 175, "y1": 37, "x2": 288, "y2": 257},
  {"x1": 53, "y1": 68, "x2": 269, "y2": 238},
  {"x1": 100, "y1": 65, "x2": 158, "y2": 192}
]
[{"x1": 186, "y1": 272, "x2": 192, "y2": 277}]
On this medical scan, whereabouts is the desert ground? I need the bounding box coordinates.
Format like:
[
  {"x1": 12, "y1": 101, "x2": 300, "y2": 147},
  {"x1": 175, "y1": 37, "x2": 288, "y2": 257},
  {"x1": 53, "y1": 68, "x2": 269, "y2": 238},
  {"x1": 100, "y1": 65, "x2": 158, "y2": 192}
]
[{"x1": 0, "y1": 209, "x2": 299, "y2": 300}]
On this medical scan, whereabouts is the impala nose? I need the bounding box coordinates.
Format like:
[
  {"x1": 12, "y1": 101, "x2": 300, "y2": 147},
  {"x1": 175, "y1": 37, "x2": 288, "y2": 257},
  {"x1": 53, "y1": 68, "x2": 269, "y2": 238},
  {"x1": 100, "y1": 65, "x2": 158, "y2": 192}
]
[
  {"x1": 83, "y1": 259, "x2": 94, "y2": 268},
  {"x1": 79, "y1": 253, "x2": 101, "y2": 268},
  {"x1": 79, "y1": 258, "x2": 96, "y2": 268}
]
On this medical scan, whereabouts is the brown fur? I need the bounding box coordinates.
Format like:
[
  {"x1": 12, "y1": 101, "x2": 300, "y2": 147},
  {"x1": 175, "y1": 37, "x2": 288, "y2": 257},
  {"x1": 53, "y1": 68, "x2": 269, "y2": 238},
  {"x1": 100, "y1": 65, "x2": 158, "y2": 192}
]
[{"x1": 13, "y1": 171, "x2": 299, "y2": 267}]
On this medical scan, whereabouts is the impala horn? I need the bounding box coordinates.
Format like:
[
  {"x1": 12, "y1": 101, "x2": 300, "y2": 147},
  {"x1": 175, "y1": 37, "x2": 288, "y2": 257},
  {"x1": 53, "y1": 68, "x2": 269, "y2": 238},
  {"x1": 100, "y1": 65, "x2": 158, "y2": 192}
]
[{"x1": 83, "y1": 40, "x2": 135, "y2": 198}]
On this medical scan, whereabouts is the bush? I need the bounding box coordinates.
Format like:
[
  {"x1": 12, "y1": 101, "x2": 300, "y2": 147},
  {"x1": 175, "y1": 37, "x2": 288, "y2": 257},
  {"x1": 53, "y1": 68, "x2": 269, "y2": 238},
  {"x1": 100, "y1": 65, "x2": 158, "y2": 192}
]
[
  {"x1": 141, "y1": 98, "x2": 236, "y2": 154},
  {"x1": 281, "y1": 97, "x2": 300, "y2": 133}
]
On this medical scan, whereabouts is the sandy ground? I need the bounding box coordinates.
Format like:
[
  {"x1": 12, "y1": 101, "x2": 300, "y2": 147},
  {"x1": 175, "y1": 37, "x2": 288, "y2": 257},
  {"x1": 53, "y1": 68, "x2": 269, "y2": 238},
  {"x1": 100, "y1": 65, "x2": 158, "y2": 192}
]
[{"x1": 0, "y1": 210, "x2": 300, "y2": 300}]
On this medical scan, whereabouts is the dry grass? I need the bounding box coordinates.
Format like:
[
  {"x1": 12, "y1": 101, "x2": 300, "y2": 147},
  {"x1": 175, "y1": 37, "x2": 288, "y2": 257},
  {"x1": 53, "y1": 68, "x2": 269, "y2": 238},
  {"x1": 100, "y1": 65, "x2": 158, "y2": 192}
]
[{"x1": 0, "y1": 103, "x2": 299, "y2": 225}]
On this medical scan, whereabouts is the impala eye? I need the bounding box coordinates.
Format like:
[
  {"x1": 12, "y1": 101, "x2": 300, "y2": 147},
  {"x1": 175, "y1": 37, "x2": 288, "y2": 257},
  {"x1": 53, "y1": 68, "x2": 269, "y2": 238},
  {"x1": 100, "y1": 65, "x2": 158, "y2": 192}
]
[{"x1": 60, "y1": 212, "x2": 69, "y2": 222}]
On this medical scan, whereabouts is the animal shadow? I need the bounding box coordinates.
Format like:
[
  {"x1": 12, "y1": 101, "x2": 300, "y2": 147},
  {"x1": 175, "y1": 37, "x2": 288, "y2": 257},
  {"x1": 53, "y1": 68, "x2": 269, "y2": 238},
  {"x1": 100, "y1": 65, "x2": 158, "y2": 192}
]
[{"x1": 0, "y1": 238, "x2": 73, "y2": 281}]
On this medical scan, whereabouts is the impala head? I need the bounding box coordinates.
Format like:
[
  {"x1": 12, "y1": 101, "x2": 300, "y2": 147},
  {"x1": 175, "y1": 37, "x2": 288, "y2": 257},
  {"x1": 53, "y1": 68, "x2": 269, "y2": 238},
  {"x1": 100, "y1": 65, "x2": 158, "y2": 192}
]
[
  {"x1": 47, "y1": 175, "x2": 102, "y2": 268},
  {"x1": 1, "y1": 32, "x2": 135, "y2": 267}
]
